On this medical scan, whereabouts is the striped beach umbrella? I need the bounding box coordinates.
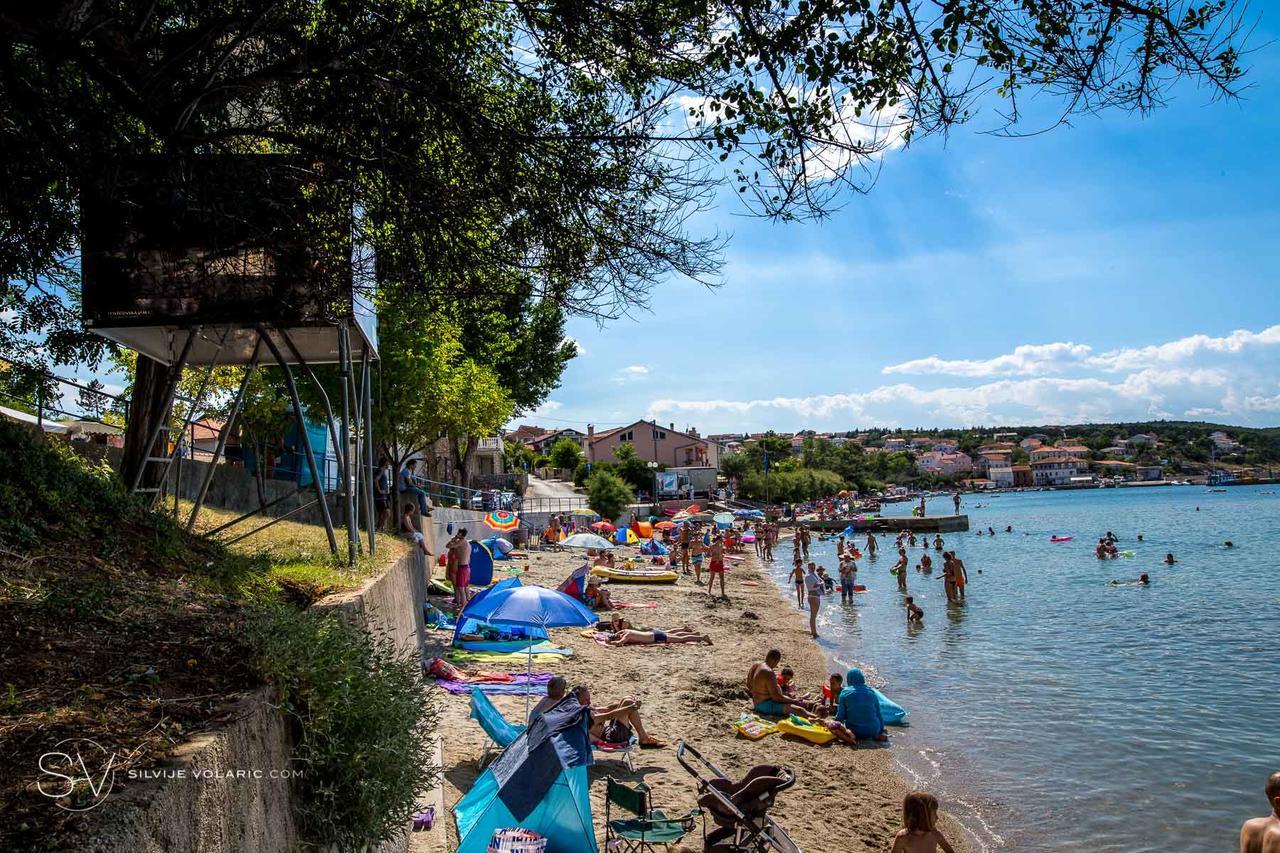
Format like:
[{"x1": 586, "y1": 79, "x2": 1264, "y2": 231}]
[{"x1": 484, "y1": 510, "x2": 520, "y2": 532}]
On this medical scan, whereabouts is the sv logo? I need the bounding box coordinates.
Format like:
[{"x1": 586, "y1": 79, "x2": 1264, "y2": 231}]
[{"x1": 37, "y1": 738, "x2": 117, "y2": 811}]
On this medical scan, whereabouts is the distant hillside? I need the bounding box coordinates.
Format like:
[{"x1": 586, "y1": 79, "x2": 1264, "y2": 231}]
[{"x1": 854, "y1": 420, "x2": 1280, "y2": 470}]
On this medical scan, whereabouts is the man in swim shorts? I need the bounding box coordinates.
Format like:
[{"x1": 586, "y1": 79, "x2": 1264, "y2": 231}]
[
  {"x1": 706, "y1": 534, "x2": 729, "y2": 599},
  {"x1": 448, "y1": 528, "x2": 472, "y2": 608},
  {"x1": 748, "y1": 650, "x2": 812, "y2": 717},
  {"x1": 608, "y1": 627, "x2": 710, "y2": 645}
]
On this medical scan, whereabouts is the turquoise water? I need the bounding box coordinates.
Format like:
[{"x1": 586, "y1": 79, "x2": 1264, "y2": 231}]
[{"x1": 765, "y1": 486, "x2": 1279, "y2": 852}]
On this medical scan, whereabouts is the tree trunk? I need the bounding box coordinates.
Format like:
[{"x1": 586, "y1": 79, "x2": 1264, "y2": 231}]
[
  {"x1": 120, "y1": 355, "x2": 173, "y2": 492},
  {"x1": 451, "y1": 435, "x2": 477, "y2": 490}
]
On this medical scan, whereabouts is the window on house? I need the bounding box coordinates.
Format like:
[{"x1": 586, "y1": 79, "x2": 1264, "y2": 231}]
[
  {"x1": 621, "y1": 430, "x2": 633, "y2": 442},
  {"x1": 657, "y1": 430, "x2": 667, "y2": 440}
]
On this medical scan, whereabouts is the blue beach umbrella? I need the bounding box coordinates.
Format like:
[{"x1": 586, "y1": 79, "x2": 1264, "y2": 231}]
[{"x1": 465, "y1": 583, "x2": 598, "y2": 719}]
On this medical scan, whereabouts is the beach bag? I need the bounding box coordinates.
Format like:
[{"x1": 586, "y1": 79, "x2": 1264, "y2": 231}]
[
  {"x1": 488, "y1": 828, "x2": 547, "y2": 853},
  {"x1": 601, "y1": 719, "x2": 633, "y2": 745}
]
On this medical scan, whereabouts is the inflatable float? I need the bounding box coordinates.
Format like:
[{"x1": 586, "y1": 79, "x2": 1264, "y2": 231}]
[
  {"x1": 590, "y1": 566, "x2": 679, "y2": 584},
  {"x1": 835, "y1": 584, "x2": 867, "y2": 593},
  {"x1": 1049, "y1": 535, "x2": 1074, "y2": 543},
  {"x1": 776, "y1": 714, "x2": 835, "y2": 745},
  {"x1": 733, "y1": 715, "x2": 778, "y2": 740}
]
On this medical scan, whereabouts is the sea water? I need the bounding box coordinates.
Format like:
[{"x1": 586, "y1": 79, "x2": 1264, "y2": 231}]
[{"x1": 765, "y1": 485, "x2": 1278, "y2": 852}]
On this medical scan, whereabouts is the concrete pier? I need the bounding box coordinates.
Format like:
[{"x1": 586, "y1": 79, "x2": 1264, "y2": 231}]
[{"x1": 798, "y1": 514, "x2": 970, "y2": 533}]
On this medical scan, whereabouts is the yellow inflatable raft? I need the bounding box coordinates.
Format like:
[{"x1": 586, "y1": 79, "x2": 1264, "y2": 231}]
[
  {"x1": 775, "y1": 714, "x2": 835, "y2": 745},
  {"x1": 590, "y1": 566, "x2": 679, "y2": 584}
]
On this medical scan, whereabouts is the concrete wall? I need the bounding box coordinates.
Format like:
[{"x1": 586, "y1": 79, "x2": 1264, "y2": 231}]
[
  {"x1": 85, "y1": 548, "x2": 428, "y2": 852},
  {"x1": 84, "y1": 688, "x2": 300, "y2": 853}
]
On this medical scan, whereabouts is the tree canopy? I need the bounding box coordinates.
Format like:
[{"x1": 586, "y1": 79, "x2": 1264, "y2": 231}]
[{"x1": 1, "y1": 0, "x2": 1250, "y2": 373}]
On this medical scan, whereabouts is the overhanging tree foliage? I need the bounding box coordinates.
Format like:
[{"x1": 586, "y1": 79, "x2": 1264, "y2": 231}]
[{"x1": 0, "y1": 0, "x2": 1250, "y2": 486}]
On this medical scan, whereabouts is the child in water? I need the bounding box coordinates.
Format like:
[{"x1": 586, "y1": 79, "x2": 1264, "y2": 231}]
[
  {"x1": 904, "y1": 596, "x2": 924, "y2": 623},
  {"x1": 891, "y1": 791, "x2": 957, "y2": 853}
]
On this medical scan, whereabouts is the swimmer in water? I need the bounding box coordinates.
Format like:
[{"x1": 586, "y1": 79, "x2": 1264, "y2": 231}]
[
  {"x1": 1137, "y1": 533, "x2": 1144, "y2": 542},
  {"x1": 1164, "y1": 553, "x2": 1177, "y2": 564},
  {"x1": 1110, "y1": 573, "x2": 1150, "y2": 587},
  {"x1": 987, "y1": 526, "x2": 996, "y2": 536},
  {"x1": 1005, "y1": 525, "x2": 1012, "y2": 533},
  {"x1": 1225, "y1": 540, "x2": 1235, "y2": 548}
]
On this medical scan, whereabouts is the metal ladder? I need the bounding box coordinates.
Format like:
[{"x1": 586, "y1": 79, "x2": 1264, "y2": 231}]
[{"x1": 130, "y1": 328, "x2": 228, "y2": 506}]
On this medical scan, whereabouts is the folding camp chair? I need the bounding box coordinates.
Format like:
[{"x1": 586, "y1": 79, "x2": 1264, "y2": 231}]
[
  {"x1": 591, "y1": 734, "x2": 637, "y2": 772},
  {"x1": 604, "y1": 777, "x2": 699, "y2": 853},
  {"x1": 470, "y1": 689, "x2": 526, "y2": 767}
]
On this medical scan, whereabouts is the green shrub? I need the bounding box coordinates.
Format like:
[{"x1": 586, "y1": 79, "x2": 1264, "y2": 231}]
[
  {"x1": 251, "y1": 607, "x2": 437, "y2": 850},
  {"x1": 586, "y1": 469, "x2": 633, "y2": 520},
  {"x1": 548, "y1": 438, "x2": 583, "y2": 472}
]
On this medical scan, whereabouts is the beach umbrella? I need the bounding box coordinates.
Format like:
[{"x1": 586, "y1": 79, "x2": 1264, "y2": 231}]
[
  {"x1": 654, "y1": 520, "x2": 677, "y2": 531},
  {"x1": 464, "y1": 583, "x2": 597, "y2": 719},
  {"x1": 590, "y1": 520, "x2": 616, "y2": 533},
  {"x1": 713, "y1": 512, "x2": 734, "y2": 528},
  {"x1": 571, "y1": 508, "x2": 599, "y2": 519},
  {"x1": 560, "y1": 533, "x2": 616, "y2": 550},
  {"x1": 484, "y1": 510, "x2": 520, "y2": 532}
]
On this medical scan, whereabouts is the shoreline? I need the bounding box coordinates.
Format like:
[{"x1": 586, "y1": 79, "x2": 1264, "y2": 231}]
[{"x1": 426, "y1": 543, "x2": 973, "y2": 852}]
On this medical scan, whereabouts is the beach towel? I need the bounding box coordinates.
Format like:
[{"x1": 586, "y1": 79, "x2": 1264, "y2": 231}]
[
  {"x1": 446, "y1": 649, "x2": 572, "y2": 665},
  {"x1": 425, "y1": 657, "x2": 515, "y2": 683},
  {"x1": 434, "y1": 672, "x2": 556, "y2": 696},
  {"x1": 613, "y1": 601, "x2": 658, "y2": 609}
]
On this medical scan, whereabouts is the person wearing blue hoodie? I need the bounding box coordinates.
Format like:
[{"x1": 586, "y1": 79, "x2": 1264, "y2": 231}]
[{"x1": 835, "y1": 668, "x2": 889, "y2": 742}]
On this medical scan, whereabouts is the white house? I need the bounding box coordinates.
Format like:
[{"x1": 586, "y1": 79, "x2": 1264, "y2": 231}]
[
  {"x1": 1031, "y1": 456, "x2": 1088, "y2": 486},
  {"x1": 917, "y1": 451, "x2": 974, "y2": 476},
  {"x1": 883, "y1": 437, "x2": 908, "y2": 452},
  {"x1": 988, "y1": 461, "x2": 1015, "y2": 488}
]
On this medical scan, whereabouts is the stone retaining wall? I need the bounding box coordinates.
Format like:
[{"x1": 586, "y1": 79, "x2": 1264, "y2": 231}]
[{"x1": 86, "y1": 548, "x2": 426, "y2": 852}]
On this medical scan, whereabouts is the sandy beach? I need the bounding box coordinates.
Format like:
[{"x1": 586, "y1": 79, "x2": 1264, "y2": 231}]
[{"x1": 426, "y1": 539, "x2": 972, "y2": 852}]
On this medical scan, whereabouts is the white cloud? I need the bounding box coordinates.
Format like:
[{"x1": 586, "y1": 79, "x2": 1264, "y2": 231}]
[
  {"x1": 646, "y1": 364, "x2": 1279, "y2": 431},
  {"x1": 613, "y1": 365, "x2": 651, "y2": 384},
  {"x1": 883, "y1": 342, "x2": 1094, "y2": 377},
  {"x1": 527, "y1": 400, "x2": 563, "y2": 417},
  {"x1": 1089, "y1": 325, "x2": 1280, "y2": 372},
  {"x1": 883, "y1": 326, "x2": 1280, "y2": 379}
]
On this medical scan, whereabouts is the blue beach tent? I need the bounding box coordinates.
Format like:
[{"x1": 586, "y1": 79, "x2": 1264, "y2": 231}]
[{"x1": 454, "y1": 698, "x2": 597, "y2": 853}]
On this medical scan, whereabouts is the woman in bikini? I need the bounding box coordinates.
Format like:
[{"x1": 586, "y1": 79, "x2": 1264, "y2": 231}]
[{"x1": 607, "y1": 627, "x2": 712, "y2": 645}]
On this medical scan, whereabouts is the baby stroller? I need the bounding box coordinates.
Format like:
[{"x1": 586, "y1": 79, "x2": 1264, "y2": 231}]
[{"x1": 675, "y1": 741, "x2": 802, "y2": 853}]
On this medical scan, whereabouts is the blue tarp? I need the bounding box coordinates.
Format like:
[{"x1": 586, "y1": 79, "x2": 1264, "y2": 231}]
[
  {"x1": 469, "y1": 541, "x2": 496, "y2": 586},
  {"x1": 455, "y1": 699, "x2": 596, "y2": 853},
  {"x1": 453, "y1": 578, "x2": 548, "y2": 648}
]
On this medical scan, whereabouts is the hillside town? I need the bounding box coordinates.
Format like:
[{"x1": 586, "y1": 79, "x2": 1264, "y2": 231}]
[{"x1": 494, "y1": 420, "x2": 1279, "y2": 501}]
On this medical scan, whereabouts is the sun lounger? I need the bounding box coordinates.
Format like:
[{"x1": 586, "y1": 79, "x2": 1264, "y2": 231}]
[{"x1": 469, "y1": 690, "x2": 636, "y2": 770}]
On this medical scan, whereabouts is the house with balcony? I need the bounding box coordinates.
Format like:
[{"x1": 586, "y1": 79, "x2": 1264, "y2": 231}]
[
  {"x1": 1054, "y1": 442, "x2": 1091, "y2": 458},
  {"x1": 587, "y1": 420, "x2": 719, "y2": 469},
  {"x1": 883, "y1": 437, "x2": 908, "y2": 452},
  {"x1": 1031, "y1": 456, "x2": 1088, "y2": 486},
  {"x1": 987, "y1": 461, "x2": 1015, "y2": 487},
  {"x1": 917, "y1": 450, "x2": 973, "y2": 476},
  {"x1": 1019, "y1": 436, "x2": 1043, "y2": 452}
]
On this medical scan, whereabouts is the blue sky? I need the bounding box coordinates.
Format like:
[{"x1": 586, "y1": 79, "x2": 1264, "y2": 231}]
[{"x1": 520, "y1": 13, "x2": 1280, "y2": 435}]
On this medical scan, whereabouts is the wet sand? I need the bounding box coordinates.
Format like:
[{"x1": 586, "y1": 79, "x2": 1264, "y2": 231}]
[{"x1": 426, "y1": 542, "x2": 972, "y2": 852}]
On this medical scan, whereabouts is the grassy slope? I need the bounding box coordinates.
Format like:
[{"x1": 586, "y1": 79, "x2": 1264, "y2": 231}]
[{"x1": 0, "y1": 422, "x2": 404, "y2": 849}]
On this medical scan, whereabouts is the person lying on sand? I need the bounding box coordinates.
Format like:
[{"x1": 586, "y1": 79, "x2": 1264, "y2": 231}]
[
  {"x1": 571, "y1": 684, "x2": 667, "y2": 749},
  {"x1": 607, "y1": 627, "x2": 711, "y2": 645},
  {"x1": 748, "y1": 650, "x2": 813, "y2": 718},
  {"x1": 1240, "y1": 771, "x2": 1280, "y2": 853}
]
